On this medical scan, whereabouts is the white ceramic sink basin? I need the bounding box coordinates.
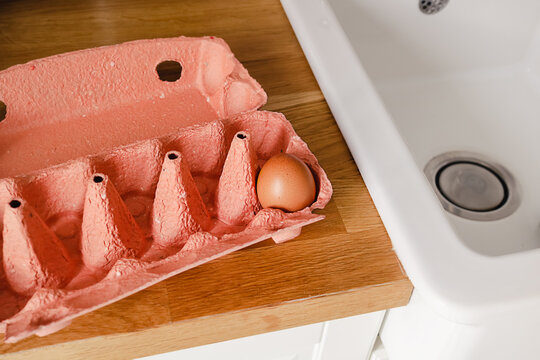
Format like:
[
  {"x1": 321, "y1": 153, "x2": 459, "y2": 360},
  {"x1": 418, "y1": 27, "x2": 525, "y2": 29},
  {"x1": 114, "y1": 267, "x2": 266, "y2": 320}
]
[{"x1": 282, "y1": 0, "x2": 540, "y2": 323}]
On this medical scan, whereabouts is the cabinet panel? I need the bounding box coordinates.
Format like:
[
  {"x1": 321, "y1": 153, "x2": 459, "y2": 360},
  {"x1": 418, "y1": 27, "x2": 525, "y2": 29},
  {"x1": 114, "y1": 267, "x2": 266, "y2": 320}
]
[
  {"x1": 139, "y1": 311, "x2": 385, "y2": 360},
  {"x1": 318, "y1": 311, "x2": 385, "y2": 360},
  {"x1": 138, "y1": 323, "x2": 324, "y2": 360}
]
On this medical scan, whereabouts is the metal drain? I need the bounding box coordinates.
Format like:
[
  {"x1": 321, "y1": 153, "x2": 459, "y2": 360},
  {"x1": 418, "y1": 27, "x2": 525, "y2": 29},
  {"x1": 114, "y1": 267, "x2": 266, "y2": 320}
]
[
  {"x1": 419, "y1": 0, "x2": 449, "y2": 14},
  {"x1": 424, "y1": 152, "x2": 520, "y2": 221}
]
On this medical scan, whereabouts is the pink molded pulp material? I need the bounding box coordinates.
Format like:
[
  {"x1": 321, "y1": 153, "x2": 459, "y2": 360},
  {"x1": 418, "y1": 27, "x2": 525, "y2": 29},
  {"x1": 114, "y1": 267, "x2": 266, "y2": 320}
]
[{"x1": 0, "y1": 37, "x2": 332, "y2": 342}]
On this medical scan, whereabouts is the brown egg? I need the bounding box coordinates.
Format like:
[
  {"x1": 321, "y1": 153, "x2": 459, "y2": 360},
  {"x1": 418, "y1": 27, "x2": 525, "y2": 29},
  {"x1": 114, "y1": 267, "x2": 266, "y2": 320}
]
[{"x1": 256, "y1": 153, "x2": 317, "y2": 212}]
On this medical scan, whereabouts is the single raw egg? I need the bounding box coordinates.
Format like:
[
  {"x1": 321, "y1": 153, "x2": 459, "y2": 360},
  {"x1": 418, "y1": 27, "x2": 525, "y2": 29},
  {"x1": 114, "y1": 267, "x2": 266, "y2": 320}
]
[{"x1": 256, "y1": 153, "x2": 317, "y2": 212}]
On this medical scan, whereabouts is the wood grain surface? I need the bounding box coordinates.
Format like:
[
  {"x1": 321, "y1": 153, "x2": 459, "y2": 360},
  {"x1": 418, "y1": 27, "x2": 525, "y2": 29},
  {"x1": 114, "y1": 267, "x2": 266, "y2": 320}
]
[{"x1": 0, "y1": 0, "x2": 412, "y2": 358}]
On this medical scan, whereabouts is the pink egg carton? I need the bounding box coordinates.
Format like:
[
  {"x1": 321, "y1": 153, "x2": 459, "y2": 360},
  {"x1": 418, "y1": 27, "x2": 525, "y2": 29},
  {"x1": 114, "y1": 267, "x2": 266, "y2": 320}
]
[{"x1": 0, "y1": 37, "x2": 332, "y2": 343}]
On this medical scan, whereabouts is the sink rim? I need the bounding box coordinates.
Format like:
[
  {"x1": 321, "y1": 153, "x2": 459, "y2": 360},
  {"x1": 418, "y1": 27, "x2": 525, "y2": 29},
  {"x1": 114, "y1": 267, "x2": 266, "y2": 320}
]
[{"x1": 282, "y1": 0, "x2": 540, "y2": 324}]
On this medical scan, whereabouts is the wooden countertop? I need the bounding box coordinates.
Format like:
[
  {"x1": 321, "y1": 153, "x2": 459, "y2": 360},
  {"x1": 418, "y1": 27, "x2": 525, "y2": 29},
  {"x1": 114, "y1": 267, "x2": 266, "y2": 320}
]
[{"x1": 0, "y1": 0, "x2": 412, "y2": 358}]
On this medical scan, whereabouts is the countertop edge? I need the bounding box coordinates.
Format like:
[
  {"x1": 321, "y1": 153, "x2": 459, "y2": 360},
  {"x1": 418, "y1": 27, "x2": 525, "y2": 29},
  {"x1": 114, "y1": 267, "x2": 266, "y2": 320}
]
[{"x1": 5, "y1": 279, "x2": 412, "y2": 360}]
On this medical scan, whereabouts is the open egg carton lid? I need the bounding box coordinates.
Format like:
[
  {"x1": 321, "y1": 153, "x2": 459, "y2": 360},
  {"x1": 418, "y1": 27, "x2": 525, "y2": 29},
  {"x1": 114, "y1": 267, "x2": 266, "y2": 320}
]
[{"x1": 0, "y1": 36, "x2": 332, "y2": 343}]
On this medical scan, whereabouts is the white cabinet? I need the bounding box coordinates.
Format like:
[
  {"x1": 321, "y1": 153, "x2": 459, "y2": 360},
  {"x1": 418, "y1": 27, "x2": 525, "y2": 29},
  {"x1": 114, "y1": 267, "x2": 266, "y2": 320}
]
[
  {"x1": 139, "y1": 311, "x2": 384, "y2": 360},
  {"x1": 317, "y1": 312, "x2": 385, "y2": 360}
]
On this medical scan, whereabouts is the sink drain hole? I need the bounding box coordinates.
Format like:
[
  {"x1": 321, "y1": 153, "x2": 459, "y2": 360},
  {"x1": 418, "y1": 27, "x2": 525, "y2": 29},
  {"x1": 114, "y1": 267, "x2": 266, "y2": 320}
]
[
  {"x1": 435, "y1": 161, "x2": 509, "y2": 212},
  {"x1": 425, "y1": 152, "x2": 520, "y2": 221}
]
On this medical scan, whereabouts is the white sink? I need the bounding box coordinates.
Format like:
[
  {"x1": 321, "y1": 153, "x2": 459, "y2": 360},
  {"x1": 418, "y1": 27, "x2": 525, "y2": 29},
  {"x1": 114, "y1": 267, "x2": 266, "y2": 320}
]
[{"x1": 281, "y1": 0, "x2": 540, "y2": 325}]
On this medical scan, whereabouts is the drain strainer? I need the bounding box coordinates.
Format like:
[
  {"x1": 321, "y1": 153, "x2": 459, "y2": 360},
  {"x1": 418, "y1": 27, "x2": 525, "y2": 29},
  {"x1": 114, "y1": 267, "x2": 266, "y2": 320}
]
[
  {"x1": 424, "y1": 152, "x2": 520, "y2": 221},
  {"x1": 419, "y1": 0, "x2": 449, "y2": 15}
]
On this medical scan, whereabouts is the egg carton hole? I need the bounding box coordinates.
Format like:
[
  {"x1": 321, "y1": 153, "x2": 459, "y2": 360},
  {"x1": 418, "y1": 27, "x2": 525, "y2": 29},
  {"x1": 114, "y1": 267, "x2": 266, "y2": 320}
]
[
  {"x1": 156, "y1": 60, "x2": 182, "y2": 82},
  {"x1": 0, "y1": 100, "x2": 6, "y2": 122}
]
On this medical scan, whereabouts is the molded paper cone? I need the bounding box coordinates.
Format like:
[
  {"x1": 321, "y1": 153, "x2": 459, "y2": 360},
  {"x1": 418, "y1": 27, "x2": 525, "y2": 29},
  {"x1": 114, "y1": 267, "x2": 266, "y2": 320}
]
[
  {"x1": 2, "y1": 200, "x2": 75, "y2": 295},
  {"x1": 152, "y1": 151, "x2": 211, "y2": 248},
  {"x1": 215, "y1": 132, "x2": 260, "y2": 225},
  {"x1": 81, "y1": 174, "x2": 146, "y2": 270}
]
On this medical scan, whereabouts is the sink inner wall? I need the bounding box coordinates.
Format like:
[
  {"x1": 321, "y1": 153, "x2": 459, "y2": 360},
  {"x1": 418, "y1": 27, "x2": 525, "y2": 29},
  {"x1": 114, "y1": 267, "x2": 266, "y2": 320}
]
[{"x1": 328, "y1": 0, "x2": 540, "y2": 256}]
